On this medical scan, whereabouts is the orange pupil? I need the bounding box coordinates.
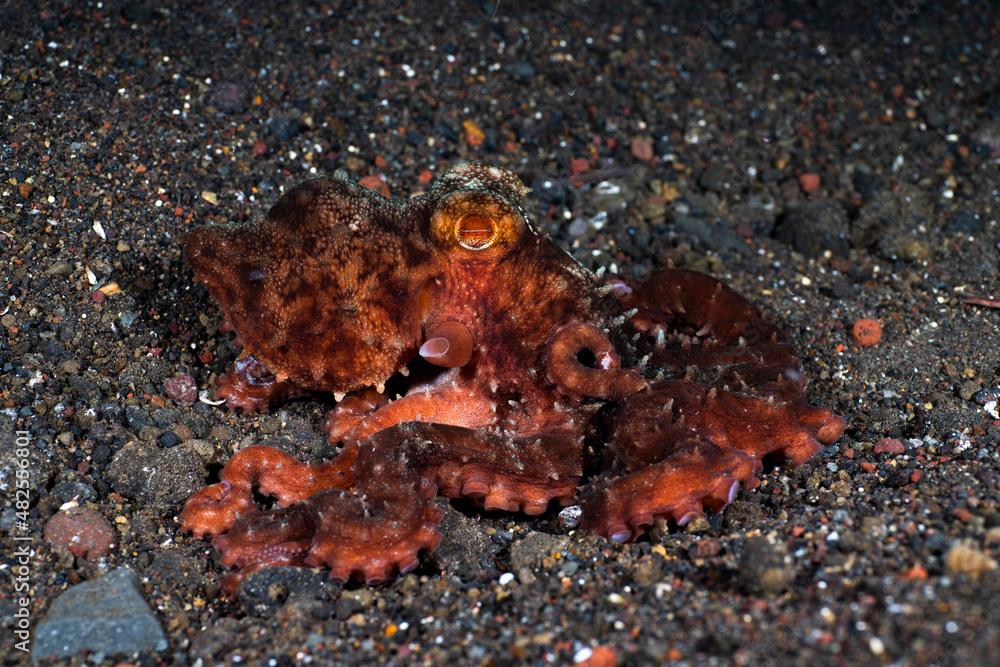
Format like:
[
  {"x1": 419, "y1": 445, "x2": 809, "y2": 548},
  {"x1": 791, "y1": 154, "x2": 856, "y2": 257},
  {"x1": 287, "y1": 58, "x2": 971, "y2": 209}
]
[{"x1": 458, "y1": 214, "x2": 495, "y2": 249}]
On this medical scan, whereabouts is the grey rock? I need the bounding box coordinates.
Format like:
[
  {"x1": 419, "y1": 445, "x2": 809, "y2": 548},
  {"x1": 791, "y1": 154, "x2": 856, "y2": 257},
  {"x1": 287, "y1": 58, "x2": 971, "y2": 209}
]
[
  {"x1": 507, "y1": 61, "x2": 535, "y2": 80},
  {"x1": 774, "y1": 200, "x2": 850, "y2": 257},
  {"x1": 267, "y1": 114, "x2": 301, "y2": 141},
  {"x1": 33, "y1": 568, "x2": 166, "y2": 661},
  {"x1": 674, "y1": 216, "x2": 744, "y2": 254},
  {"x1": 44, "y1": 262, "x2": 73, "y2": 276},
  {"x1": 50, "y1": 476, "x2": 97, "y2": 504},
  {"x1": 431, "y1": 504, "x2": 496, "y2": 581},
  {"x1": 209, "y1": 81, "x2": 247, "y2": 113},
  {"x1": 698, "y1": 162, "x2": 733, "y2": 192},
  {"x1": 105, "y1": 440, "x2": 204, "y2": 509},
  {"x1": 119, "y1": 357, "x2": 171, "y2": 394},
  {"x1": 738, "y1": 536, "x2": 794, "y2": 595},
  {"x1": 944, "y1": 211, "x2": 984, "y2": 234},
  {"x1": 239, "y1": 566, "x2": 341, "y2": 617},
  {"x1": 0, "y1": 418, "x2": 54, "y2": 499},
  {"x1": 510, "y1": 532, "x2": 570, "y2": 581}
]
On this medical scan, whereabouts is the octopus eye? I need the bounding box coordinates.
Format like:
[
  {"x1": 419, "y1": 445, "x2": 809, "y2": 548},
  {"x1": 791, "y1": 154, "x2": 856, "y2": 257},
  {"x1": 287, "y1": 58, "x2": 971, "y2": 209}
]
[{"x1": 456, "y1": 214, "x2": 497, "y2": 251}]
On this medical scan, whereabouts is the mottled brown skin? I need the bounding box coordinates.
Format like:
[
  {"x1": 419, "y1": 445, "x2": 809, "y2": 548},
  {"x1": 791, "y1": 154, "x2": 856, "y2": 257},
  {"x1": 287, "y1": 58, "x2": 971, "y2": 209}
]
[{"x1": 181, "y1": 163, "x2": 845, "y2": 586}]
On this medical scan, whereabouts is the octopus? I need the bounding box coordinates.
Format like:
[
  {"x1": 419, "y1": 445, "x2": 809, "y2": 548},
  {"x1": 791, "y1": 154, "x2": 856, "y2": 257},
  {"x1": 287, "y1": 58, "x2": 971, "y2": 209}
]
[{"x1": 180, "y1": 163, "x2": 845, "y2": 586}]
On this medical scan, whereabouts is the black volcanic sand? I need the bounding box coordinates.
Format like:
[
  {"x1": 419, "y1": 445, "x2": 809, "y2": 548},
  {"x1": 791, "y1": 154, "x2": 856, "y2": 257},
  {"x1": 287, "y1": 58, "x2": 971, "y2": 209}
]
[{"x1": 2, "y1": 1, "x2": 999, "y2": 665}]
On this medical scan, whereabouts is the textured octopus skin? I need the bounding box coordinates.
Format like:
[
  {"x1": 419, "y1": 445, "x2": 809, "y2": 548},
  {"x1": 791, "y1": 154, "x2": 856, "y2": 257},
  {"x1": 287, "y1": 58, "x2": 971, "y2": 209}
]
[{"x1": 180, "y1": 163, "x2": 845, "y2": 587}]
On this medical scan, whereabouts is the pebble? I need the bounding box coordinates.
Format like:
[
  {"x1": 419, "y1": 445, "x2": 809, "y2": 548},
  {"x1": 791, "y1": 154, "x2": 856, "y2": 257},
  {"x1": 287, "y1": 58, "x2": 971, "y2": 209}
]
[
  {"x1": 874, "y1": 438, "x2": 905, "y2": 455},
  {"x1": 510, "y1": 532, "x2": 569, "y2": 579},
  {"x1": 45, "y1": 262, "x2": 73, "y2": 276},
  {"x1": 50, "y1": 478, "x2": 97, "y2": 504},
  {"x1": 157, "y1": 430, "x2": 181, "y2": 448},
  {"x1": 125, "y1": 405, "x2": 151, "y2": 431},
  {"x1": 164, "y1": 374, "x2": 197, "y2": 407},
  {"x1": 33, "y1": 568, "x2": 167, "y2": 661},
  {"x1": 43, "y1": 508, "x2": 115, "y2": 560},
  {"x1": 507, "y1": 61, "x2": 535, "y2": 80},
  {"x1": 238, "y1": 567, "x2": 340, "y2": 618},
  {"x1": 558, "y1": 505, "x2": 582, "y2": 529},
  {"x1": 773, "y1": 200, "x2": 850, "y2": 257},
  {"x1": 739, "y1": 536, "x2": 794, "y2": 595},
  {"x1": 106, "y1": 440, "x2": 205, "y2": 509},
  {"x1": 944, "y1": 541, "x2": 997, "y2": 578},
  {"x1": 267, "y1": 114, "x2": 301, "y2": 141},
  {"x1": 972, "y1": 387, "x2": 1000, "y2": 406},
  {"x1": 630, "y1": 136, "x2": 654, "y2": 161},
  {"x1": 698, "y1": 163, "x2": 731, "y2": 192},
  {"x1": 852, "y1": 319, "x2": 883, "y2": 347},
  {"x1": 575, "y1": 645, "x2": 617, "y2": 667},
  {"x1": 798, "y1": 172, "x2": 821, "y2": 193},
  {"x1": 91, "y1": 443, "x2": 112, "y2": 464},
  {"x1": 463, "y1": 119, "x2": 486, "y2": 146},
  {"x1": 209, "y1": 82, "x2": 246, "y2": 113},
  {"x1": 431, "y1": 505, "x2": 496, "y2": 581},
  {"x1": 944, "y1": 211, "x2": 983, "y2": 234},
  {"x1": 358, "y1": 174, "x2": 391, "y2": 197},
  {"x1": 119, "y1": 311, "x2": 139, "y2": 329}
]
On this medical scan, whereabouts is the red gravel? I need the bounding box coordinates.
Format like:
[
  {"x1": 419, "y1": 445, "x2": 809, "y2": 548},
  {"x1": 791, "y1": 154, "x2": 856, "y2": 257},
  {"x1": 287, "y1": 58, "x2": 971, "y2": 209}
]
[{"x1": 43, "y1": 509, "x2": 116, "y2": 561}]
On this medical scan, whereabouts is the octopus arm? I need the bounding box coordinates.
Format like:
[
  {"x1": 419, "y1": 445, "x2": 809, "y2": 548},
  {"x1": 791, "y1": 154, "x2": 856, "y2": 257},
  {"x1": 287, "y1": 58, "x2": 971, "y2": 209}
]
[
  {"x1": 183, "y1": 422, "x2": 583, "y2": 586},
  {"x1": 581, "y1": 269, "x2": 845, "y2": 542}
]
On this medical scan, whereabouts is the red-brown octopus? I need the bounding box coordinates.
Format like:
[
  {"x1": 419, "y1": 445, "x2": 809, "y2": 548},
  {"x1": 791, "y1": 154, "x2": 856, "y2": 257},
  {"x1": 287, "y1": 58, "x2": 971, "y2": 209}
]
[{"x1": 180, "y1": 163, "x2": 845, "y2": 586}]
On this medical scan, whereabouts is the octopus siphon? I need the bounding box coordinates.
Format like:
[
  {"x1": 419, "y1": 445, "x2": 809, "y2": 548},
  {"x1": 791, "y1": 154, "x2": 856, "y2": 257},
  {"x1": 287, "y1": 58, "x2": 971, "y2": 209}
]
[{"x1": 180, "y1": 163, "x2": 845, "y2": 586}]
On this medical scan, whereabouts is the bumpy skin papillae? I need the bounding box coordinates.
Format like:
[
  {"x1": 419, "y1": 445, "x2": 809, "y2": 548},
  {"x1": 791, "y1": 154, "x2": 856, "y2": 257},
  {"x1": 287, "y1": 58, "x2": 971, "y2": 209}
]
[{"x1": 181, "y1": 164, "x2": 845, "y2": 585}]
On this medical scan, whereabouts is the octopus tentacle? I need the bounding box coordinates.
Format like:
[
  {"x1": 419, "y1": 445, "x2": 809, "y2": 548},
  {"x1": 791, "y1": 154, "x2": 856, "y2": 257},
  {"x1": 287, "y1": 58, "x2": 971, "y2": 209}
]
[
  {"x1": 617, "y1": 381, "x2": 844, "y2": 466},
  {"x1": 208, "y1": 505, "x2": 319, "y2": 595},
  {"x1": 215, "y1": 355, "x2": 310, "y2": 413},
  {"x1": 580, "y1": 268, "x2": 846, "y2": 542},
  {"x1": 213, "y1": 505, "x2": 315, "y2": 569},
  {"x1": 303, "y1": 480, "x2": 444, "y2": 585},
  {"x1": 323, "y1": 371, "x2": 498, "y2": 445},
  {"x1": 323, "y1": 388, "x2": 392, "y2": 444},
  {"x1": 402, "y1": 423, "x2": 583, "y2": 512},
  {"x1": 303, "y1": 422, "x2": 582, "y2": 582},
  {"x1": 179, "y1": 445, "x2": 355, "y2": 538},
  {"x1": 544, "y1": 320, "x2": 648, "y2": 401},
  {"x1": 614, "y1": 268, "x2": 845, "y2": 461},
  {"x1": 616, "y1": 269, "x2": 801, "y2": 373},
  {"x1": 185, "y1": 421, "x2": 584, "y2": 585},
  {"x1": 581, "y1": 436, "x2": 756, "y2": 542}
]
